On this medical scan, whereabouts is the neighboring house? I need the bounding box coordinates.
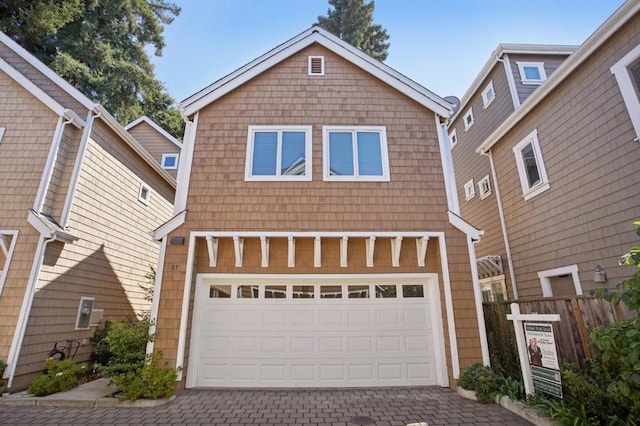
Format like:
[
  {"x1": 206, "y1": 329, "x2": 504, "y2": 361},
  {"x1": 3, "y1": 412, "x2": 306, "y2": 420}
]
[
  {"x1": 150, "y1": 25, "x2": 490, "y2": 391},
  {"x1": 125, "y1": 116, "x2": 182, "y2": 178},
  {"x1": 0, "y1": 31, "x2": 176, "y2": 391},
  {"x1": 451, "y1": 0, "x2": 640, "y2": 300}
]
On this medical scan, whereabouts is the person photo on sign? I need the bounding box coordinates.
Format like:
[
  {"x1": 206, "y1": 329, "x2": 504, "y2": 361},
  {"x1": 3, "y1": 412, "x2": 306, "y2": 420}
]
[{"x1": 528, "y1": 338, "x2": 543, "y2": 366}]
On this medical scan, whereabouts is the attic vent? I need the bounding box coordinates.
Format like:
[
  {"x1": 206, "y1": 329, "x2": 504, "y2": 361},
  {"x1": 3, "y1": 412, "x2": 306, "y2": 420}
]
[{"x1": 308, "y1": 56, "x2": 325, "y2": 76}]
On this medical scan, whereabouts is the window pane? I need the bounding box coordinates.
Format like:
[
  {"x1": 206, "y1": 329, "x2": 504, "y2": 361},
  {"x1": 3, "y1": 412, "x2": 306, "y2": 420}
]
[
  {"x1": 281, "y1": 131, "x2": 306, "y2": 176},
  {"x1": 252, "y1": 132, "x2": 277, "y2": 175},
  {"x1": 348, "y1": 285, "x2": 369, "y2": 298},
  {"x1": 329, "y1": 132, "x2": 354, "y2": 176},
  {"x1": 292, "y1": 285, "x2": 315, "y2": 298},
  {"x1": 521, "y1": 143, "x2": 541, "y2": 188},
  {"x1": 163, "y1": 155, "x2": 177, "y2": 168},
  {"x1": 402, "y1": 285, "x2": 424, "y2": 298},
  {"x1": 237, "y1": 285, "x2": 258, "y2": 299},
  {"x1": 265, "y1": 285, "x2": 286, "y2": 298},
  {"x1": 320, "y1": 285, "x2": 342, "y2": 298},
  {"x1": 375, "y1": 285, "x2": 397, "y2": 298},
  {"x1": 210, "y1": 285, "x2": 231, "y2": 298},
  {"x1": 524, "y1": 66, "x2": 541, "y2": 80},
  {"x1": 356, "y1": 132, "x2": 383, "y2": 175}
]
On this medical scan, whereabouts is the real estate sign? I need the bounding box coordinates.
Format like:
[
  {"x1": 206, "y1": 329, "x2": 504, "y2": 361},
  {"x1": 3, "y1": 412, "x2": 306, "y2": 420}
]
[{"x1": 524, "y1": 322, "x2": 562, "y2": 398}]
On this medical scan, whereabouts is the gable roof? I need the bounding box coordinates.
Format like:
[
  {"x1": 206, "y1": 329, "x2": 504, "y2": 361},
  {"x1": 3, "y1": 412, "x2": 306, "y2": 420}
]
[
  {"x1": 125, "y1": 115, "x2": 182, "y2": 148},
  {"x1": 180, "y1": 25, "x2": 452, "y2": 118},
  {"x1": 477, "y1": 0, "x2": 640, "y2": 153},
  {"x1": 449, "y1": 44, "x2": 577, "y2": 126}
]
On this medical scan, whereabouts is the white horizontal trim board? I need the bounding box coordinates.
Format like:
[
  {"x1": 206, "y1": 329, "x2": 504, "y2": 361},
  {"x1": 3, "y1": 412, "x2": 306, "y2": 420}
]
[{"x1": 187, "y1": 273, "x2": 448, "y2": 388}]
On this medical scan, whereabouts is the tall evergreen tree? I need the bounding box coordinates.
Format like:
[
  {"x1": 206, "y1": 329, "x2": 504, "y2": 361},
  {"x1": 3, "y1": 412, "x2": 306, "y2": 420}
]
[
  {"x1": 317, "y1": 0, "x2": 390, "y2": 61},
  {"x1": 0, "y1": 0, "x2": 184, "y2": 138}
]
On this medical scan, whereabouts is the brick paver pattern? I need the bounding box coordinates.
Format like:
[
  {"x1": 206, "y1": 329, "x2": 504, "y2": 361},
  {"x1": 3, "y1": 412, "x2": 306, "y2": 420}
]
[{"x1": 0, "y1": 387, "x2": 532, "y2": 425}]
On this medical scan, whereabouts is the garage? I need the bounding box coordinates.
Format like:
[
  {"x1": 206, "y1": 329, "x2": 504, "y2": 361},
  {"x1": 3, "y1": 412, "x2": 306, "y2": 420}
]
[{"x1": 186, "y1": 274, "x2": 448, "y2": 388}]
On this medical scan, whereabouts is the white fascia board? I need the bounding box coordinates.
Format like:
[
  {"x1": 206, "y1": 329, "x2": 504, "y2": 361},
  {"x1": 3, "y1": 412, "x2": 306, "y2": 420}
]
[
  {"x1": 476, "y1": 0, "x2": 640, "y2": 154},
  {"x1": 181, "y1": 26, "x2": 452, "y2": 118},
  {"x1": 94, "y1": 105, "x2": 177, "y2": 188},
  {"x1": 125, "y1": 115, "x2": 182, "y2": 148},
  {"x1": 153, "y1": 210, "x2": 187, "y2": 240},
  {"x1": 0, "y1": 31, "x2": 95, "y2": 110},
  {"x1": 448, "y1": 211, "x2": 483, "y2": 241}
]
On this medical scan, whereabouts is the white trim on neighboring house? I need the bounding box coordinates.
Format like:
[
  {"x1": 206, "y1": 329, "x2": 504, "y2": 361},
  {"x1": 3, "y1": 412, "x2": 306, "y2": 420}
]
[
  {"x1": 464, "y1": 179, "x2": 475, "y2": 201},
  {"x1": 481, "y1": 81, "x2": 496, "y2": 108},
  {"x1": 448, "y1": 128, "x2": 458, "y2": 149},
  {"x1": 0, "y1": 57, "x2": 84, "y2": 127},
  {"x1": 516, "y1": 61, "x2": 547, "y2": 85},
  {"x1": 477, "y1": 0, "x2": 640, "y2": 154},
  {"x1": 153, "y1": 210, "x2": 187, "y2": 240},
  {"x1": 448, "y1": 211, "x2": 483, "y2": 241},
  {"x1": 138, "y1": 183, "x2": 151, "y2": 205},
  {"x1": 161, "y1": 153, "x2": 180, "y2": 170},
  {"x1": 478, "y1": 175, "x2": 491, "y2": 199},
  {"x1": 463, "y1": 108, "x2": 474, "y2": 131},
  {"x1": 125, "y1": 116, "x2": 182, "y2": 148},
  {"x1": 611, "y1": 43, "x2": 640, "y2": 140},
  {"x1": 436, "y1": 116, "x2": 460, "y2": 215},
  {"x1": 501, "y1": 54, "x2": 521, "y2": 109},
  {"x1": 0, "y1": 127, "x2": 5, "y2": 143},
  {"x1": 513, "y1": 129, "x2": 550, "y2": 200},
  {"x1": 0, "y1": 230, "x2": 19, "y2": 297},
  {"x1": 538, "y1": 264, "x2": 582, "y2": 297},
  {"x1": 174, "y1": 112, "x2": 198, "y2": 214},
  {"x1": 180, "y1": 26, "x2": 452, "y2": 118}
]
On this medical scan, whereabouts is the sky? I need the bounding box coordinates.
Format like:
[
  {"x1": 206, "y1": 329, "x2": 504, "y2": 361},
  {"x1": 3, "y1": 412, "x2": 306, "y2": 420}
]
[{"x1": 152, "y1": 0, "x2": 625, "y2": 104}]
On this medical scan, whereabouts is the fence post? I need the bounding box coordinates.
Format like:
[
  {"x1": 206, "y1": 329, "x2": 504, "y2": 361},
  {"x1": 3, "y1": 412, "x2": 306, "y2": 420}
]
[{"x1": 571, "y1": 298, "x2": 591, "y2": 359}]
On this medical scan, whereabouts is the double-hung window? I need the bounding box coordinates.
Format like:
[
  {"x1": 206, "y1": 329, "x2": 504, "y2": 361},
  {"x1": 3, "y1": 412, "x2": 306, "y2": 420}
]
[
  {"x1": 611, "y1": 44, "x2": 640, "y2": 139},
  {"x1": 323, "y1": 126, "x2": 390, "y2": 181},
  {"x1": 245, "y1": 126, "x2": 312, "y2": 181},
  {"x1": 513, "y1": 129, "x2": 549, "y2": 200}
]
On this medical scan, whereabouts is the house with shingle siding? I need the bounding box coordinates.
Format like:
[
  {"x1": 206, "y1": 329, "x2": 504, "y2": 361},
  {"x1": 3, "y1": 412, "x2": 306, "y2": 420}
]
[
  {"x1": 450, "y1": 0, "x2": 640, "y2": 300},
  {"x1": 0, "y1": 31, "x2": 176, "y2": 391},
  {"x1": 149, "y1": 25, "x2": 489, "y2": 390},
  {"x1": 125, "y1": 116, "x2": 182, "y2": 179}
]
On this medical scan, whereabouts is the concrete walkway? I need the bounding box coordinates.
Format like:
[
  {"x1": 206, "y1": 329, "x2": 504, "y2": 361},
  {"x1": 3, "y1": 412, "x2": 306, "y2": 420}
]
[{"x1": 0, "y1": 382, "x2": 531, "y2": 425}]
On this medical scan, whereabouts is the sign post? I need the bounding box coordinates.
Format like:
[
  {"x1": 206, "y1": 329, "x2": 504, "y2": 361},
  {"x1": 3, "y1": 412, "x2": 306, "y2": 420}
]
[{"x1": 506, "y1": 303, "x2": 560, "y2": 396}]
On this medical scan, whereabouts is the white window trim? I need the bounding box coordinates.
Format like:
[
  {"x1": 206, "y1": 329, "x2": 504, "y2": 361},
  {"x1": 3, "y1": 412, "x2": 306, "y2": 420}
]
[
  {"x1": 0, "y1": 230, "x2": 19, "y2": 296},
  {"x1": 138, "y1": 183, "x2": 151, "y2": 205},
  {"x1": 161, "y1": 153, "x2": 179, "y2": 170},
  {"x1": 463, "y1": 179, "x2": 475, "y2": 200},
  {"x1": 478, "y1": 175, "x2": 491, "y2": 199},
  {"x1": 611, "y1": 43, "x2": 640, "y2": 140},
  {"x1": 308, "y1": 56, "x2": 325, "y2": 76},
  {"x1": 516, "y1": 61, "x2": 547, "y2": 85},
  {"x1": 512, "y1": 129, "x2": 550, "y2": 200},
  {"x1": 0, "y1": 127, "x2": 5, "y2": 143},
  {"x1": 463, "y1": 108, "x2": 474, "y2": 131},
  {"x1": 448, "y1": 129, "x2": 457, "y2": 149},
  {"x1": 245, "y1": 125, "x2": 313, "y2": 181},
  {"x1": 481, "y1": 81, "x2": 496, "y2": 108},
  {"x1": 75, "y1": 296, "x2": 95, "y2": 330},
  {"x1": 538, "y1": 265, "x2": 582, "y2": 297},
  {"x1": 322, "y1": 126, "x2": 390, "y2": 182}
]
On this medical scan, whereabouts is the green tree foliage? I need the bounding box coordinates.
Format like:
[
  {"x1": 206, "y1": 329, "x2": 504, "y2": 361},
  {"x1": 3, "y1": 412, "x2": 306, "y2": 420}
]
[
  {"x1": 0, "y1": 0, "x2": 184, "y2": 138},
  {"x1": 317, "y1": 0, "x2": 390, "y2": 61}
]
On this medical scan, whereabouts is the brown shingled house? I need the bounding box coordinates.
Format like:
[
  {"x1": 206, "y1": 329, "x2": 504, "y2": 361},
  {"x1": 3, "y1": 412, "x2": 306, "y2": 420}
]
[
  {"x1": 0, "y1": 31, "x2": 176, "y2": 391},
  {"x1": 125, "y1": 116, "x2": 182, "y2": 179},
  {"x1": 149, "y1": 25, "x2": 489, "y2": 390},
  {"x1": 450, "y1": 0, "x2": 640, "y2": 301}
]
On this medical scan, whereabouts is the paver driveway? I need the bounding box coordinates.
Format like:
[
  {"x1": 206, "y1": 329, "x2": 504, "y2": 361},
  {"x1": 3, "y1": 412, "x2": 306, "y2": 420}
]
[{"x1": 0, "y1": 387, "x2": 532, "y2": 425}]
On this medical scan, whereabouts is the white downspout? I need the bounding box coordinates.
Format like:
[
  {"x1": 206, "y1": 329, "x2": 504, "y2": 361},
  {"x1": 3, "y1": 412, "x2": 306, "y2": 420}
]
[
  {"x1": 466, "y1": 235, "x2": 491, "y2": 366},
  {"x1": 497, "y1": 54, "x2": 521, "y2": 110},
  {"x1": 4, "y1": 235, "x2": 55, "y2": 386},
  {"x1": 481, "y1": 149, "x2": 519, "y2": 299}
]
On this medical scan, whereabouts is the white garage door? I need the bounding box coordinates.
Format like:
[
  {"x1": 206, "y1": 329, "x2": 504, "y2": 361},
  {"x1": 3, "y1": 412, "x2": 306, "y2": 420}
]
[{"x1": 187, "y1": 275, "x2": 446, "y2": 388}]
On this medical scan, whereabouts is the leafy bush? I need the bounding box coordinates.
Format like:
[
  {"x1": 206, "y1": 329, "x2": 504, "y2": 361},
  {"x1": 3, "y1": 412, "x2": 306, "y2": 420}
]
[
  {"x1": 110, "y1": 352, "x2": 178, "y2": 400},
  {"x1": 498, "y1": 374, "x2": 525, "y2": 402},
  {"x1": 0, "y1": 360, "x2": 6, "y2": 377},
  {"x1": 27, "y1": 358, "x2": 86, "y2": 396},
  {"x1": 458, "y1": 363, "x2": 504, "y2": 404},
  {"x1": 89, "y1": 320, "x2": 113, "y2": 366}
]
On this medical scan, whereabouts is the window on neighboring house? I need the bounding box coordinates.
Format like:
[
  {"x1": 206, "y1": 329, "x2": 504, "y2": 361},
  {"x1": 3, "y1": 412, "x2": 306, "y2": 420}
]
[
  {"x1": 611, "y1": 44, "x2": 640, "y2": 139},
  {"x1": 0, "y1": 230, "x2": 18, "y2": 296},
  {"x1": 0, "y1": 127, "x2": 5, "y2": 143},
  {"x1": 161, "y1": 153, "x2": 179, "y2": 170},
  {"x1": 463, "y1": 108, "x2": 474, "y2": 130},
  {"x1": 245, "y1": 126, "x2": 312, "y2": 181},
  {"x1": 481, "y1": 81, "x2": 496, "y2": 107},
  {"x1": 513, "y1": 129, "x2": 549, "y2": 200},
  {"x1": 516, "y1": 62, "x2": 547, "y2": 84},
  {"x1": 308, "y1": 56, "x2": 325, "y2": 76},
  {"x1": 449, "y1": 129, "x2": 458, "y2": 149},
  {"x1": 323, "y1": 126, "x2": 390, "y2": 181},
  {"x1": 464, "y1": 179, "x2": 475, "y2": 200},
  {"x1": 478, "y1": 175, "x2": 491, "y2": 199},
  {"x1": 138, "y1": 183, "x2": 151, "y2": 205}
]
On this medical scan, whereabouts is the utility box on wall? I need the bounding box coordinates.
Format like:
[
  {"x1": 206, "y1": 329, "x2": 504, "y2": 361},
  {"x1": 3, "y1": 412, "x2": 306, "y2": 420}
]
[{"x1": 76, "y1": 297, "x2": 94, "y2": 330}]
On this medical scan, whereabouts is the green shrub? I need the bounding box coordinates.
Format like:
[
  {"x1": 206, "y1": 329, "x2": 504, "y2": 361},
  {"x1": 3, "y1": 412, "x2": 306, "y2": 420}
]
[
  {"x1": 27, "y1": 358, "x2": 86, "y2": 396},
  {"x1": 89, "y1": 320, "x2": 113, "y2": 366},
  {"x1": 458, "y1": 363, "x2": 503, "y2": 404},
  {"x1": 110, "y1": 352, "x2": 178, "y2": 400},
  {"x1": 498, "y1": 373, "x2": 525, "y2": 402},
  {"x1": 0, "y1": 360, "x2": 6, "y2": 377}
]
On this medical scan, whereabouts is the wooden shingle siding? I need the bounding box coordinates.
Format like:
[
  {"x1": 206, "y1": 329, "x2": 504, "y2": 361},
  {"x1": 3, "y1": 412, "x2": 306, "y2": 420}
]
[
  {"x1": 127, "y1": 121, "x2": 180, "y2": 179},
  {"x1": 508, "y1": 54, "x2": 570, "y2": 104},
  {"x1": 492, "y1": 14, "x2": 640, "y2": 298},
  {"x1": 14, "y1": 119, "x2": 175, "y2": 380},
  {"x1": 154, "y1": 44, "x2": 483, "y2": 385}
]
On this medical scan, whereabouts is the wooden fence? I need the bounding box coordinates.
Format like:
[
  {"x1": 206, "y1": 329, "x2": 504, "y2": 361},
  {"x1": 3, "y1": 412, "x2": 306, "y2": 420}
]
[{"x1": 483, "y1": 296, "x2": 635, "y2": 376}]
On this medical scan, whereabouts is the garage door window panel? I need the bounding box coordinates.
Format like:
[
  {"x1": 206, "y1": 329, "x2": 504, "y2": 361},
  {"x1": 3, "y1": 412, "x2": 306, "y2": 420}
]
[
  {"x1": 348, "y1": 285, "x2": 370, "y2": 298},
  {"x1": 321, "y1": 285, "x2": 343, "y2": 298},
  {"x1": 402, "y1": 285, "x2": 425, "y2": 298},
  {"x1": 210, "y1": 285, "x2": 231, "y2": 298},
  {"x1": 376, "y1": 285, "x2": 397, "y2": 298},
  {"x1": 293, "y1": 285, "x2": 315, "y2": 298},
  {"x1": 265, "y1": 285, "x2": 287, "y2": 298}
]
